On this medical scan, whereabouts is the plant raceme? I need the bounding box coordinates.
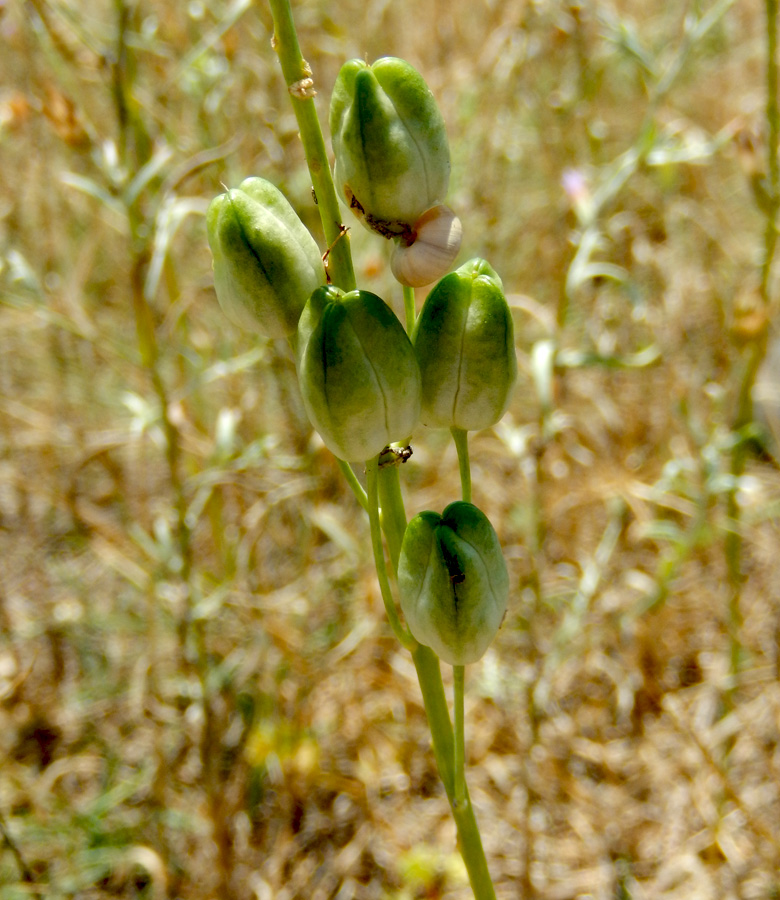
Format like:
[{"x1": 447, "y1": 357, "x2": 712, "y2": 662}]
[
  {"x1": 207, "y1": 45, "x2": 516, "y2": 899},
  {"x1": 206, "y1": 57, "x2": 516, "y2": 654}
]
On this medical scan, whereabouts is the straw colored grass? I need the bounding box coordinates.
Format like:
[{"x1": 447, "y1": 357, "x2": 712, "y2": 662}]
[{"x1": 1, "y1": 0, "x2": 779, "y2": 897}]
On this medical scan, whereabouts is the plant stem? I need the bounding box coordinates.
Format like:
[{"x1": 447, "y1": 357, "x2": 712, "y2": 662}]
[
  {"x1": 267, "y1": 0, "x2": 356, "y2": 293},
  {"x1": 763, "y1": 0, "x2": 780, "y2": 303},
  {"x1": 338, "y1": 459, "x2": 369, "y2": 511},
  {"x1": 451, "y1": 427, "x2": 472, "y2": 503},
  {"x1": 366, "y1": 456, "x2": 416, "y2": 649},
  {"x1": 410, "y1": 647, "x2": 496, "y2": 900},
  {"x1": 124, "y1": 135, "x2": 194, "y2": 678},
  {"x1": 403, "y1": 283, "x2": 416, "y2": 333},
  {"x1": 724, "y1": 0, "x2": 778, "y2": 688},
  {"x1": 114, "y1": 5, "x2": 239, "y2": 889},
  {"x1": 453, "y1": 664, "x2": 466, "y2": 807},
  {"x1": 377, "y1": 462, "x2": 408, "y2": 570}
]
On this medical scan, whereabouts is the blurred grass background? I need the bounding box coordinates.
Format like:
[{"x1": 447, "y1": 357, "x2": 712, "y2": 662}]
[{"x1": 1, "y1": 0, "x2": 780, "y2": 898}]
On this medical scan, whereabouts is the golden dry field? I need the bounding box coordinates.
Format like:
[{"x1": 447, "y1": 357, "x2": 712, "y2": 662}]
[{"x1": 2, "y1": 0, "x2": 780, "y2": 898}]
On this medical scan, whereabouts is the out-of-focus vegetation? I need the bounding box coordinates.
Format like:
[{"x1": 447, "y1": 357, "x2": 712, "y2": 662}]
[{"x1": 1, "y1": 0, "x2": 779, "y2": 898}]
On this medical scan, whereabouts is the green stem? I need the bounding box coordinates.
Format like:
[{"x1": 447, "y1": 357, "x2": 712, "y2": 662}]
[
  {"x1": 762, "y1": 0, "x2": 780, "y2": 303},
  {"x1": 267, "y1": 0, "x2": 356, "y2": 293},
  {"x1": 403, "y1": 283, "x2": 416, "y2": 334},
  {"x1": 724, "y1": 0, "x2": 778, "y2": 689},
  {"x1": 411, "y1": 645, "x2": 495, "y2": 900},
  {"x1": 338, "y1": 459, "x2": 368, "y2": 511},
  {"x1": 366, "y1": 456, "x2": 416, "y2": 649},
  {"x1": 412, "y1": 644, "x2": 454, "y2": 794},
  {"x1": 453, "y1": 664, "x2": 466, "y2": 808},
  {"x1": 377, "y1": 462, "x2": 408, "y2": 571},
  {"x1": 451, "y1": 427, "x2": 472, "y2": 503}
]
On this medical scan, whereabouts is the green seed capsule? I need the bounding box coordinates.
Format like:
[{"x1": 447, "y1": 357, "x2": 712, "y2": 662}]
[
  {"x1": 207, "y1": 177, "x2": 324, "y2": 338},
  {"x1": 413, "y1": 258, "x2": 517, "y2": 431},
  {"x1": 398, "y1": 501, "x2": 509, "y2": 666},
  {"x1": 329, "y1": 57, "x2": 451, "y2": 237},
  {"x1": 297, "y1": 286, "x2": 422, "y2": 462}
]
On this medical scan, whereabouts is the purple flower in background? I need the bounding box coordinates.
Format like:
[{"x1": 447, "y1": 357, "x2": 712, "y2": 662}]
[
  {"x1": 561, "y1": 167, "x2": 591, "y2": 222},
  {"x1": 562, "y1": 167, "x2": 588, "y2": 203}
]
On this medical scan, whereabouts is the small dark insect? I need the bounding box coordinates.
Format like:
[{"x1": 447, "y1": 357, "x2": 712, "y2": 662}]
[
  {"x1": 449, "y1": 572, "x2": 466, "y2": 585},
  {"x1": 378, "y1": 445, "x2": 413, "y2": 467},
  {"x1": 311, "y1": 187, "x2": 318, "y2": 204}
]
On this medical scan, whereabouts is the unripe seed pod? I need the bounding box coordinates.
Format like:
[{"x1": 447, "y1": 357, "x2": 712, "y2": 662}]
[
  {"x1": 390, "y1": 205, "x2": 463, "y2": 288},
  {"x1": 297, "y1": 286, "x2": 422, "y2": 462},
  {"x1": 207, "y1": 177, "x2": 324, "y2": 338},
  {"x1": 413, "y1": 258, "x2": 517, "y2": 430},
  {"x1": 398, "y1": 501, "x2": 509, "y2": 665},
  {"x1": 330, "y1": 57, "x2": 451, "y2": 237}
]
